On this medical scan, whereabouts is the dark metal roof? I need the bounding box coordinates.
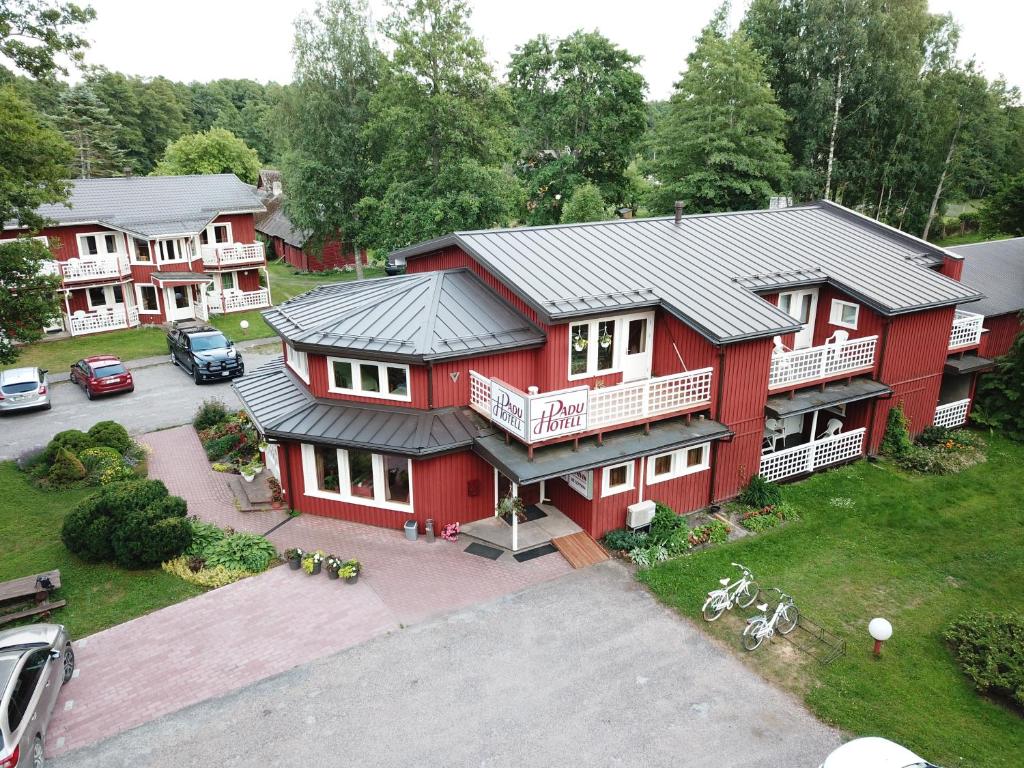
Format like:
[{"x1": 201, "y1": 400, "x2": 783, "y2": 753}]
[
  {"x1": 765, "y1": 378, "x2": 891, "y2": 419},
  {"x1": 254, "y1": 195, "x2": 309, "y2": 249},
  {"x1": 950, "y1": 237, "x2": 1024, "y2": 317},
  {"x1": 234, "y1": 359, "x2": 483, "y2": 456},
  {"x1": 944, "y1": 354, "x2": 995, "y2": 375},
  {"x1": 262, "y1": 269, "x2": 546, "y2": 362},
  {"x1": 473, "y1": 417, "x2": 731, "y2": 485},
  {"x1": 391, "y1": 201, "x2": 981, "y2": 343},
  {"x1": 8, "y1": 174, "x2": 265, "y2": 238}
]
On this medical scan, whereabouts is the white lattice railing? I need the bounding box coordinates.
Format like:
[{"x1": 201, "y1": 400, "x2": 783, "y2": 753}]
[
  {"x1": 769, "y1": 336, "x2": 877, "y2": 389},
  {"x1": 468, "y1": 368, "x2": 713, "y2": 444},
  {"x1": 934, "y1": 398, "x2": 971, "y2": 428},
  {"x1": 68, "y1": 305, "x2": 140, "y2": 336},
  {"x1": 949, "y1": 310, "x2": 984, "y2": 350},
  {"x1": 59, "y1": 255, "x2": 130, "y2": 283},
  {"x1": 759, "y1": 427, "x2": 866, "y2": 483},
  {"x1": 201, "y1": 242, "x2": 266, "y2": 267},
  {"x1": 208, "y1": 288, "x2": 271, "y2": 314}
]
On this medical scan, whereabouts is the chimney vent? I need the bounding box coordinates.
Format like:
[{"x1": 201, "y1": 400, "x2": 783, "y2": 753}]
[
  {"x1": 674, "y1": 200, "x2": 684, "y2": 224},
  {"x1": 123, "y1": 166, "x2": 133, "y2": 177}
]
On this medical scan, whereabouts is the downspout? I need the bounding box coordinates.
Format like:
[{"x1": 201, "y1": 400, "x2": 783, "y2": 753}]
[
  {"x1": 870, "y1": 317, "x2": 893, "y2": 453},
  {"x1": 707, "y1": 344, "x2": 727, "y2": 505},
  {"x1": 427, "y1": 361, "x2": 434, "y2": 409}
]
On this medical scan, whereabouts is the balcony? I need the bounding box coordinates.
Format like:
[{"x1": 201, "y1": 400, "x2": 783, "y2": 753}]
[
  {"x1": 469, "y1": 367, "x2": 714, "y2": 445},
  {"x1": 759, "y1": 427, "x2": 866, "y2": 482},
  {"x1": 57, "y1": 255, "x2": 130, "y2": 284},
  {"x1": 201, "y1": 242, "x2": 266, "y2": 268},
  {"x1": 769, "y1": 336, "x2": 877, "y2": 390},
  {"x1": 68, "y1": 305, "x2": 140, "y2": 336},
  {"x1": 208, "y1": 288, "x2": 272, "y2": 314},
  {"x1": 949, "y1": 310, "x2": 984, "y2": 350},
  {"x1": 934, "y1": 398, "x2": 970, "y2": 428}
]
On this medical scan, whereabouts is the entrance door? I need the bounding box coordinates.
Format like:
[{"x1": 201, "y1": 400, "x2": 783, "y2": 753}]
[
  {"x1": 165, "y1": 285, "x2": 195, "y2": 322},
  {"x1": 778, "y1": 289, "x2": 818, "y2": 349},
  {"x1": 621, "y1": 314, "x2": 653, "y2": 382}
]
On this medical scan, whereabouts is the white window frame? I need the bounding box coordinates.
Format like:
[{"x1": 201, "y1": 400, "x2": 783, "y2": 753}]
[
  {"x1": 567, "y1": 311, "x2": 653, "y2": 381},
  {"x1": 286, "y1": 343, "x2": 309, "y2": 384},
  {"x1": 202, "y1": 221, "x2": 233, "y2": 246},
  {"x1": 646, "y1": 443, "x2": 710, "y2": 485},
  {"x1": 601, "y1": 460, "x2": 635, "y2": 497},
  {"x1": 220, "y1": 271, "x2": 237, "y2": 291},
  {"x1": 300, "y1": 443, "x2": 413, "y2": 513},
  {"x1": 134, "y1": 284, "x2": 161, "y2": 314},
  {"x1": 86, "y1": 284, "x2": 124, "y2": 310},
  {"x1": 327, "y1": 356, "x2": 412, "y2": 402},
  {"x1": 131, "y1": 237, "x2": 152, "y2": 264},
  {"x1": 829, "y1": 299, "x2": 860, "y2": 330},
  {"x1": 76, "y1": 231, "x2": 122, "y2": 259},
  {"x1": 156, "y1": 238, "x2": 195, "y2": 264}
]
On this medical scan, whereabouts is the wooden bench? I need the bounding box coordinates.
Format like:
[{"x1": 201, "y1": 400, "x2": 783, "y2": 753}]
[{"x1": 0, "y1": 570, "x2": 65, "y2": 627}]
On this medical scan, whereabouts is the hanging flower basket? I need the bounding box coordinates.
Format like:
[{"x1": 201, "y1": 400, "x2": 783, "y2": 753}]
[
  {"x1": 598, "y1": 332, "x2": 613, "y2": 349},
  {"x1": 572, "y1": 335, "x2": 588, "y2": 352}
]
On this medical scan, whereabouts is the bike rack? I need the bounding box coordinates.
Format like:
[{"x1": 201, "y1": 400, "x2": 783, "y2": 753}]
[{"x1": 778, "y1": 613, "x2": 847, "y2": 664}]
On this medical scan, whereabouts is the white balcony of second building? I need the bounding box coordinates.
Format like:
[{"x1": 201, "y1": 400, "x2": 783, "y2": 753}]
[
  {"x1": 207, "y1": 287, "x2": 272, "y2": 314},
  {"x1": 201, "y1": 242, "x2": 266, "y2": 268},
  {"x1": 760, "y1": 407, "x2": 867, "y2": 483},
  {"x1": 949, "y1": 309, "x2": 984, "y2": 350},
  {"x1": 66, "y1": 304, "x2": 140, "y2": 336},
  {"x1": 45, "y1": 255, "x2": 131, "y2": 284},
  {"x1": 769, "y1": 331, "x2": 878, "y2": 390}
]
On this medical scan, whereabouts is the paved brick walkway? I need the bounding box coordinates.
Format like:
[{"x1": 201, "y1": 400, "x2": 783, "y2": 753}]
[{"x1": 47, "y1": 425, "x2": 571, "y2": 758}]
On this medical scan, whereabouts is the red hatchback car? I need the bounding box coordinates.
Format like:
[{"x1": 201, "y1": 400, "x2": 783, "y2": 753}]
[{"x1": 69, "y1": 355, "x2": 135, "y2": 399}]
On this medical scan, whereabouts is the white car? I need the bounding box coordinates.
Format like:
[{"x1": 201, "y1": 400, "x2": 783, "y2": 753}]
[{"x1": 821, "y1": 737, "x2": 940, "y2": 768}]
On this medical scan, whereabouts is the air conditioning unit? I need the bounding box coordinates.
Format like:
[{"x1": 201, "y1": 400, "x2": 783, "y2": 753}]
[{"x1": 626, "y1": 500, "x2": 656, "y2": 530}]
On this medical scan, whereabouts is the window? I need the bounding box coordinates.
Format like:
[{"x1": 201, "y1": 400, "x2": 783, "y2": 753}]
[
  {"x1": 200, "y1": 222, "x2": 232, "y2": 245},
  {"x1": 829, "y1": 299, "x2": 859, "y2": 330},
  {"x1": 646, "y1": 443, "x2": 710, "y2": 485},
  {"x1": 7, "y1": 649, "x2": 49, "y2": 731},
  {"x1": 601, "y1": 461, "x2": 635, "y2": 497},
  {"x1": 86, "y1": 285, "x2": 123, "y2": 309},
  {"x1": 133, "y1": 238, "x2": 151, "y2": 262},
  {"x1": 221, "y1": 272, "x2": 236, "y2": 290},
  {"x1": 627, "y1": 318, "x2": 647, "y2": 354},
  {"x1": 569, "y1": 318, "x2": 617, "y2": 379},
  {"x1": 135, "y1": 284, "x2": 159, "y2": 313},
  {"x1": 157, "y1": 238, "x2": 193, "y2": 262},
  {"x1": 301, "y1": 444, "x2": 413, "y2": 511},
  {"x1": 596, "y1": 319, "x2": 615, "y2": 370},
  {"x1": 286, "y1": 343, "x2": 309, "y2": 383},
  {"x1": 77, "y1": 232, "x2": 120, "y2": 258},
  {"x1": 88, "y1": 286, "x2": 107, "y2": 307},
  {"x1": 570, "y1": 323, "x2": 589, "y2": 375},
  {"x1": 327, "y1": 357, "x2": 411, "y2": 401}
]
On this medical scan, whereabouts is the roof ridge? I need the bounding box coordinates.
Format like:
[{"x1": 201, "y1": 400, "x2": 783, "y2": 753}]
[{"x1": 418, "y1": 271, "x2": 446, "y2": 353}]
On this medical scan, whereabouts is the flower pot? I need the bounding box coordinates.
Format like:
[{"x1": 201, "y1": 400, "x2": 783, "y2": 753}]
[
  {"x1": 308, "y1": 562, "x2": 321, "y2": 576},
  {"x1": 241, "y1": 472, "x2": 256, "y2": 483},
  {"x1": 327, "y1": 568, "x2": 339, "y2": 580},
  {"x1": 271, "y1": 500, "x2": 283, "y2": 510},
  {"x1": 288, "y1": 557, "x2": 301, "y2": 570},
  {"x1": 344, "y1": 574, "x2": 359, "y2": 585}
]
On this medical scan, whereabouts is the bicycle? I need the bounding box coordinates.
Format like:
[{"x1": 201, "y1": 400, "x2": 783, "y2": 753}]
[
  {"x1": 702, "y1": 562, "x2": 760, "y2": 621},
  {"x1": 741, "y1": 588, "x2": 799, "y2": 651}
]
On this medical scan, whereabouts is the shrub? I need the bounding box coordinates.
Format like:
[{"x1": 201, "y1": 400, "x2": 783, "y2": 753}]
[
  {"x1": 100, "y1": 463, "x2": 135, "y2": 484},
  {"x1": 87, "y1": 420, "x2": 131, "y2": 453},
  {"x1": 162, "y1": 556, "x2": 253, "y2": 588},
  {"x1": 603, "y1": 528, "x2": 649, "y2": 551},
  {"x1": 737, "y1": 474, "x2": 781, "y2": 508},
  {"x1": 880, "y1": 404, "x2": 913, "y2": 457},
  {"x1": 41, "y1": 429, "x2": 94, "y2": 466},
  {"x1": 203, "y1": 433, "x2": 241, "y2": 461},
  {"x1": 203, "y1": 533, "x2": 278, "y2": 572},
  {"x1": 193, "y1": 398, "x2": 229, "y2": 431},
  {"x1": 945, "y1": 613, "x2": 1024, "y2": 711},
  {"x1": 741, "y1": 513, "x2": 781, "y2": 533},
  {"x1": 80, "y1": 446, "x2": 123, "y2": 477},
  {"x1": 185, "y1": 520, "x2": 227, "y2": 557},
  {"x1": 110, "y1": 500, "x2": 192, "y2": 568},
  {"x1": 48, "y1": 447, "x2": 87, "y2": 486},
  {"x1": 649, "y1": 503, "x2": 684, "y2": 545},
  {"x1": 690, "y1": 520, "x2": 730, "y2": 547}
]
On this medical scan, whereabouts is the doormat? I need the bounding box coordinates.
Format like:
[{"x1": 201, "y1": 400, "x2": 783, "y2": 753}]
[
  {"x1": 465, "y1": 542, "x2": 504, "y2": 560},
  {"x1": 513, "y1": 544, "x2": 558, "y2": 563},
  {"x1": 501, "y1": 505, "x2": 548, "y2": 526}
]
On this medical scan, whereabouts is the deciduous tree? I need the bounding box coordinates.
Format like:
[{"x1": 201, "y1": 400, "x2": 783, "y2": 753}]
[
  {"x1": 560, "y1": 183, "x2": 608, "y2": 223},
  {"x1": 0, "y1": 0, "x2": 95, "y2": 78},
  {"x1": 55, "y1": 83, "x2": 125, "y2": 177},
  {"x1": 154, "y1": 127, "x2": 260, "y2": 184}
]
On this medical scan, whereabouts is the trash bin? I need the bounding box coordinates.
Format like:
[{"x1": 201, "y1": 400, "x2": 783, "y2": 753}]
[
  {"x1": 425, "y1": 518, "x2": 435, "y2": 543},
  {"x1": 404, "y1": 519, "x2": 418, "y2": 541}
]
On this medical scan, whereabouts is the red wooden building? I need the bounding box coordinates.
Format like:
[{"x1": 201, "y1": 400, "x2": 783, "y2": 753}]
[
  {"x1": 235, "y1": 200, "x2": 986, "y2": 549},
  {"x1": 1, "y1": 174, "x2": 271, "y2": 336}
]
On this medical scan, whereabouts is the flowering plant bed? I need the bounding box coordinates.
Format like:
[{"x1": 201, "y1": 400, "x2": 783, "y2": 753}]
[{"x1": 440, "y1": 522, "x2": 460, "y2": 542}]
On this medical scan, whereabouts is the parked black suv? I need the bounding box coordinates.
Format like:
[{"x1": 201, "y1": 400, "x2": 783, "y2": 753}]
[{"x1": 167, "y1": 326, "x2": 244, "y2": 384}]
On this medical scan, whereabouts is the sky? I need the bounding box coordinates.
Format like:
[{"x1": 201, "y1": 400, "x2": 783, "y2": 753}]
[{"x1": 73, "y1": 0, "x2": 1024, "y2": 100}]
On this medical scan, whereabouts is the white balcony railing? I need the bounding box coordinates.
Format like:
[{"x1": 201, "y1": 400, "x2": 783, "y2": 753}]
[
  {"x1": 208, "y1": 288, "x2": 271, "y2": 314},
  {"x1": 59, "y1": 255, "x2": 130, "y2": 283},
  {"x1": 949, "y1": 310, "x2": 984, "y2": 350},
  {"x1": 769, "y1": 336, "x2": 877, "y2": 389},
  {"x1": 759, "y1": 427, "x2": 866, "y2": 483},
  {"x1": 934, "y1": 398, "x2": 971, "y2": 428},
  {"x1": 201, "y1": 242, "x2": 266, "y2": 268},
  {"x1": 67, "y1": 305, "x2": 140, "y2": 336},
  {"x1": 469, "y1": 367, "x2": 714, "y2": 444}
]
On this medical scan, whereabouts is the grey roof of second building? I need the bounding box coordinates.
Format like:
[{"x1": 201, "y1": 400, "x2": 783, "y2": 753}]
[
  {"x1": 392, "y1": 200, "x2": 982, "y2": 344},
  {"x1": 262, "y1": 268, "x2": 546, "y2": 362},
  {"x1": 254, "y1": 195, "x2": 309, "y2": 249},
  {"x1": 949, "y1": 237, "x2": 1024, "y2": 317},
  {"x1": 8, "y1": 174, "x2": 265, "y2": 238},
  {"x1": 233, "y1": 359, "x2": 482, "y2": 456},
  {"x1": 765, "y1": 377, "x2": 891, "y2": 419},
  {"x1": 944, "y1": 353, "x2": 995, "y2": 375}
]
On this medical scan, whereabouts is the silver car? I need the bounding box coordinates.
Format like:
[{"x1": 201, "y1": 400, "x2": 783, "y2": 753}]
[
  {"x1": 0, "y1": 624, "x2": 74, "y2": 768},
  {"x1": 0, "y1": 368, "x2": 50, "y2": 414}
]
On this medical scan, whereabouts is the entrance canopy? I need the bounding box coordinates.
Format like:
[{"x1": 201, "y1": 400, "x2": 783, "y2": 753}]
[
  {"x1": 150, "y1": 271, "x2": 213, "y2": 287},
  {"x1": 765, "y1": 378, "x2": 891, "y2": 420},
  {"x1": 944, "y1": 353, "x2": 994, "y2": 375},
  {"x1": 473, "y1": 417, "x2": 731, "y2": 485}
]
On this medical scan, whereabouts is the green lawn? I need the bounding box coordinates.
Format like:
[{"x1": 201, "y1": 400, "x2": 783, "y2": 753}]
[
  {"x1": 640, "y1": 433, "x2": 1024, "y2": 768},
  {"x1": 934, "y1": 231, "x2": 993, "y2": 247},
  {"x1": 0, "y1": 462, "x2": 202, "y2": 638},
  {"x1": 14, "y1": 327, "x2": 169, "y2": 376}
]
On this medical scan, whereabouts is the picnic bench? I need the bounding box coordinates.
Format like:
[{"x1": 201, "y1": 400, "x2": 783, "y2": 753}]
[{"x1": 0, "y1": 570, "x2": 65, "y2": 627}]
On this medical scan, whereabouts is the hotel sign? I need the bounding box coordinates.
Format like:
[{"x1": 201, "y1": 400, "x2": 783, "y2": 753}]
[
  {"x1": 489, "y1": 381, "x2": 528, "y2": 438},
  {"x1": 489, "y1": 381, "x2": 590, "y2": 443}
]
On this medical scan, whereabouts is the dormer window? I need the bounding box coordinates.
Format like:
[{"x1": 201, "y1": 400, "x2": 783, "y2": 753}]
[
  {"x1": 327, "y1": 357, "x2": 411, "y2": 402},
  {"x1": 568, "y1": 312, "x2": 652, "y2": 381}
]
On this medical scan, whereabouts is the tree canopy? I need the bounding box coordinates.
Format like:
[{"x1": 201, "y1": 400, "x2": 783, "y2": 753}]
[
  {"x1": 560, "y1": 183, "x2": 608, "y2": 223},
  {"x1": 0, "y1": 0, "x2": 95, "y2": 79},
  {"x1": 0, "y1": 237, "x2": 62, "y2": 363},
  {"x1": 980, "y1": 173, "x2": 1024, "y2": 236},
  {"x1": 154, "y1": 127, "x2": 261, "y2": 184}
]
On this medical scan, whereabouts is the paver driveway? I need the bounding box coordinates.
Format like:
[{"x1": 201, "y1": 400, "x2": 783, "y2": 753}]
[
  {"x1": 45, "y1": 426, "x2": 571, "y2": 757},
  {"x1": 53, "y1": 561, "x2": 843, "y2": 768}
]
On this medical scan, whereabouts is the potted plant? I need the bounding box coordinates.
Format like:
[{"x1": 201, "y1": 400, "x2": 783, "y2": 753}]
[
  {"x1": 268, "y1": 477, "x2": 285, "y2": 509},
  {"x1": 340, "y1": 559, "x2": 362, "y2": 584},
  {"x1": 285, "y1": 547, "x2": 303, "y2": 570},
  {"x1": 325, "y1": 555, "x2": 342, "y2": 580},
  {"x1": 572, "y1": 332, "x2": 588, "y2": 352},
  {"x1": 496, "y1": 494, "x2": 526, "y2": 524},
  {"x1": 440, "y1": 522, "x2": 460, "y2": 542},
  {"x1": 301, "y1": 549, "x2": 325, "y2": 575},
  {"x1": 598, "y1": 330, "x2": 613, "y2": 348},
  {"x1": 240, "y1": 458, "x2": 263, "y2": 483}
]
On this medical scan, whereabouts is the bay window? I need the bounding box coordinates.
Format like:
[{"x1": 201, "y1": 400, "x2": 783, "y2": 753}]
[
  {"x1": 327, "y1": 357, "x2": 411, "y2": 401},
  {"x1": 301, "y1": 444, "x2": 413, "y2": 511},
  {"x1": 646, "y1": 443, "x2": 710, "y2": 485}
]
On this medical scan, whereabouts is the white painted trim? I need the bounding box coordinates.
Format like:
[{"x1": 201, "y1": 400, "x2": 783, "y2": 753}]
[
  {"x1": 130, "y1": 237, "x2": 153, "y2": 265},
  {"x1": 829, "y1": 299, "x2": 860, "y2": 330},
  {"x1": 76, "y1": 231, "x2": 123, "y2": 258},
  {"x1": 85, "y1": 284, "x2": 124, "y2": 311},
  {"x1": 567, "y1": 311, "x2": 655, "y2": 382},
  {"x1": 300, "y1": 443, "x2": 413, "y2": 512},
  {"x1": 326, "y1": 356, "x2": 412, "y2": 402},
  {"x1": 202, "y1": 221, "x2": 233, "y2": 246},
  {"x1": 646, "y1": 443, "x2": 710, "y2": 485},
  {"x1": 286, "y1": 343, "x2": 310, "y2": 384},
  {"x1": 601, "y1": 460, "x2": 635, "y2": 497},
  {"x1": 134, "y1": 283, "x2": 161, "y2": 315}
]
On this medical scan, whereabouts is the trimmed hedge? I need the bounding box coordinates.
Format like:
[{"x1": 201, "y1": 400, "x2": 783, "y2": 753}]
[
  {"x1": 48, "y1": 447, "x2": 86, "y2": 486},
  {"x1": 88, "y1": 421, "x2": 131, "y2": 453},
  {"x1": 41, "y1": 430, "x2": 94, "y2": 466},
  {"x1": 946, "y1": 613, "x2": 1024, "y2": 711}
]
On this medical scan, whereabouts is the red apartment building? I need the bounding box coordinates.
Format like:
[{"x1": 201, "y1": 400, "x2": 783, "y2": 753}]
[
  {"x1": 234, "y1": 201, "x2": 987, "y2": 548},
  {"x1": 1, "y1": 174, "x2": 271, "y2": 336}
]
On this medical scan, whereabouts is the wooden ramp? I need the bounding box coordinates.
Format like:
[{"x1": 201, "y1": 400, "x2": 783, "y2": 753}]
[{"x1": 551, "y1": 532, "x2": 609, "y2": 569}]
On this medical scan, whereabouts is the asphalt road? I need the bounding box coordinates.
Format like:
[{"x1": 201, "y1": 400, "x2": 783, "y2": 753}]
[
  {"x1": 53, "y1": 562, "x2": 842, "y2": 768},
  {"x1": 0, "y1": 349, "x2": 278, "y2": 461}
]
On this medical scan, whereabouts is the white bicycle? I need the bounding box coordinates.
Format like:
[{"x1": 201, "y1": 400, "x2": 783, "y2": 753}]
[
  {"x1": 742, "y1": 588, "x2": 799, "y2": 650},
  {"x1": 702, "y1": 562, "x2": 760, "y2": 621}
]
